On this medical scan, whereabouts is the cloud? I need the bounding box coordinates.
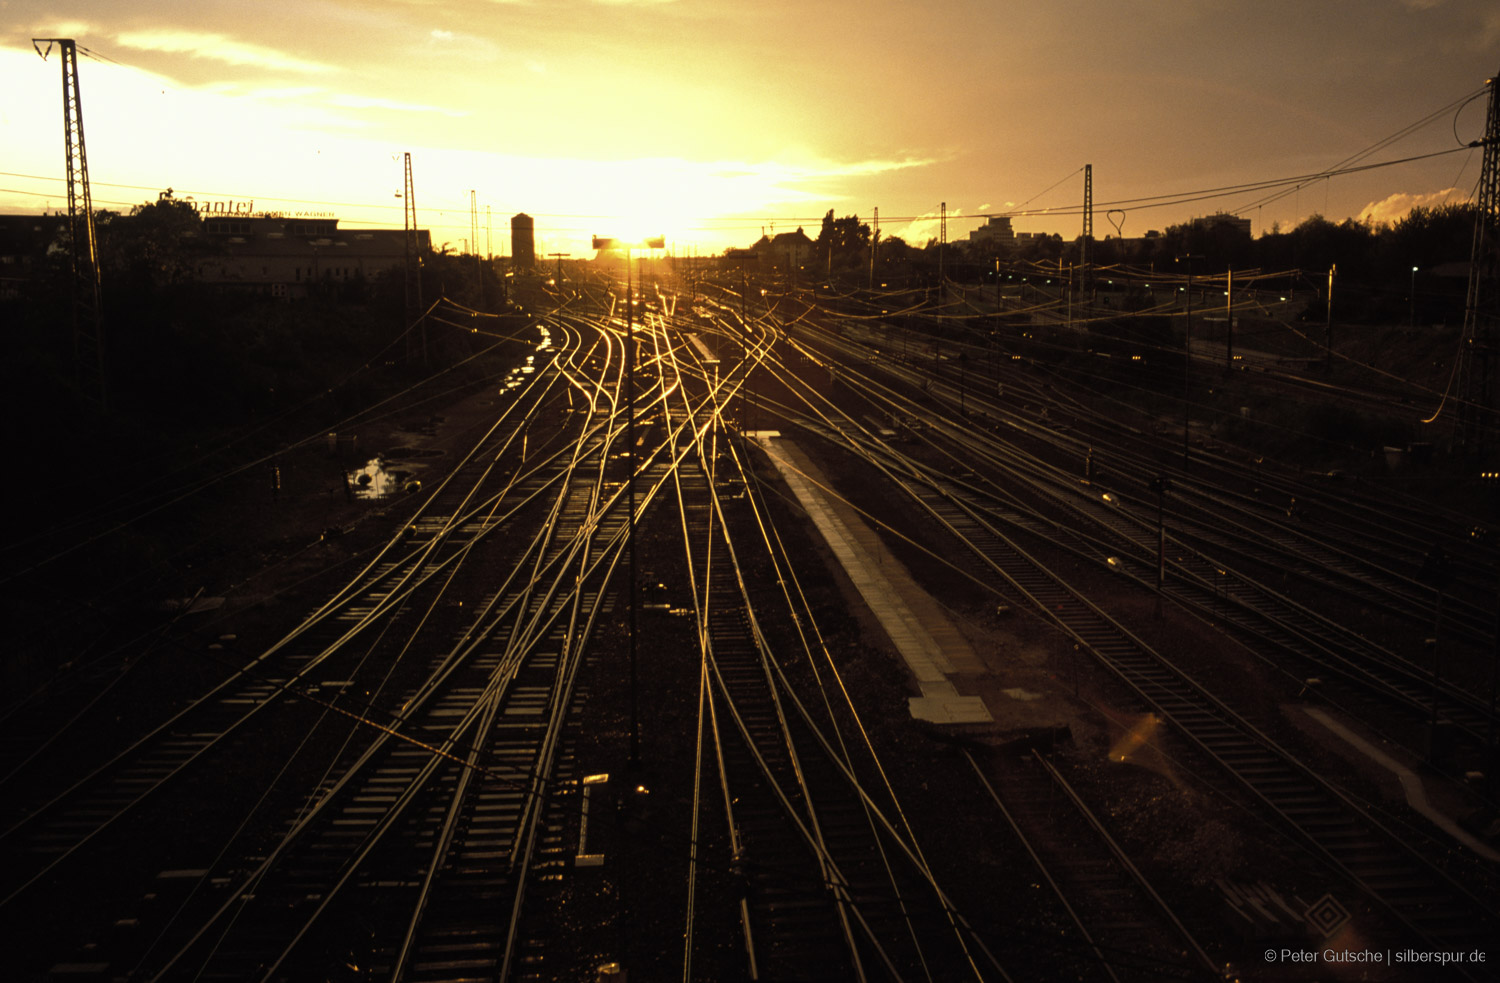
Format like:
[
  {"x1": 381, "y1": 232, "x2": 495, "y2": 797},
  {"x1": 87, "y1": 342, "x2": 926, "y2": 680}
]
[
  {"x1": 900, "y1": 204, "x2": 965, "y2": 245},
  {"x1": 329, "y1": 94, "x2": 468, "y2": 117},
  {"x1": 422, "y1": 27, "x2": 501, "y2": 62},
  {"x1": 829, "y1": 156, "x2": 941, "y2": 177},
  {"x1": 29, "y1": 22, "x2": 93, "y2": 40},
  {"x1": 1357, "y1": 188, "x2": 1469, "y2": 225},
  {"x1": 115, "y1": 30, "x2": 335, "y2": 74},
  {"x1": 732, "y1": 154, "x2": 935, "y2": 191},
  {"x1": 195, "y1": 82, "x2": 467, "y2": 125},
  {"x1": 205, "y1": 84, "x2": 324, "y2": 101},
  {"x1": 1483, "y1": 9, "x2": 1500, "y2": 48}
]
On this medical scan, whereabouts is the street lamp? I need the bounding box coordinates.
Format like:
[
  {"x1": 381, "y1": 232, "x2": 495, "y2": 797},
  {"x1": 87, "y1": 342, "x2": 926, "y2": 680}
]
[
  {"x1": 591, "y1": 233, "x2": 664, "y2": 770},
  {"x1": 1410, "y1": 265, "x2": 1419, "y2": 329}
]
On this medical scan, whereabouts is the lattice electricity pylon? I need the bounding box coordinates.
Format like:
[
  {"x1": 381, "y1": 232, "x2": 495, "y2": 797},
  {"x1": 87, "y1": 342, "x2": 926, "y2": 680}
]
[
  {"x1": 1080, "y1": 163, "x2": 1093, "y2": 295},
  {"x1": 34, "y1": 38, "x2": 105, "y2": 409},
  {"x1": 1458, "y1": 70, "x2": 1500, "y2": 451},
  {"x1": 402, "y1": 152, "x2": 425, "y2": 363}
]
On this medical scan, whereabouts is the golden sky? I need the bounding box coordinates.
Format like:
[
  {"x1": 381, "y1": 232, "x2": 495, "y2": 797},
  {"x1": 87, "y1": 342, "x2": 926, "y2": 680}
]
[{"x1": 3, "y1": 0, "x2": 1498, "y2": 256}]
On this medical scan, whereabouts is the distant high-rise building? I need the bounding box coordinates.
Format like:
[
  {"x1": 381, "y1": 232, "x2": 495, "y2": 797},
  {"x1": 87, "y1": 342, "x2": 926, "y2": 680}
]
[
  {"x1": 511, "y1": 213, "x2": 535, "y2": 269},
  {"x1": 1190, "y1": 212, "x2": 1253, "y2": 238},
  {"x1": 968, "y1": 216, "x2": 1015, "y2": 249}
]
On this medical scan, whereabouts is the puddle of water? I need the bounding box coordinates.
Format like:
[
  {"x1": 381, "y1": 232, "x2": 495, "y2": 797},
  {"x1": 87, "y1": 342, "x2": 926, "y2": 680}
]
[{"x1": 348, "y1": 457, "x2": 402, "y2": 499}]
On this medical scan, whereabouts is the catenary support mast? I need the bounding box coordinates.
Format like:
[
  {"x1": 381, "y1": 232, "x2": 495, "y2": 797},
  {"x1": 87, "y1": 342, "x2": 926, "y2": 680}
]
[
  {"x1": 938, "y1": 201, "x2": 947, "y2": 307},
  {"x1": 34, "y1": 38, "x2": 105, "y2": 409},
  {"x1": 1080, "y1": 164, "x2": 1093, "y2": 297},
  {"x1": 1458, "y1": 70, "x2": 1500, "y2": 451},
  {"x1": 403, "y1": 153, "x2": 426, "y2": 365}
]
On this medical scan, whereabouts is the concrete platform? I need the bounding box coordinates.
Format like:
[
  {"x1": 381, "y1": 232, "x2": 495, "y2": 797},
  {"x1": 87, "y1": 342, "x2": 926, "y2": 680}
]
[{"x1": 755, "y1": 433, "x2": 993, "y2": 726}]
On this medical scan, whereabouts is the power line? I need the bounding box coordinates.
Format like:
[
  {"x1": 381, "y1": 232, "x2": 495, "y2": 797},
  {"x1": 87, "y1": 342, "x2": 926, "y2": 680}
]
[
  {"x1": 1235, "y1": 88, "x2": 1485, "y2": 215},
  {"x1": 1, "y1": 107, "x2": 1486, "y2": 249},
  {"x1": 0, "y1": 144, "x2": 1474, "y2": 231}
]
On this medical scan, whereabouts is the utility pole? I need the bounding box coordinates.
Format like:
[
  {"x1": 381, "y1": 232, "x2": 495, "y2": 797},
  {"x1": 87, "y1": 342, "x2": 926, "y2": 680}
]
[
  {"x1": 595, "y1": 234, "x2": 658, "y2": 769},
  {"x1": 1411, "y1": 266, "x2": 1419, "y2": 330},
  {"x1": 470, "y1": 190, "x2": 484, "y2": 309},
  {"x1": 1324, "y1": 263, "x2": 1336, "y2": 375},
  {"x1": 1421, "y1": 547, "x2": 1454, "y2": 761},
  {"x1": 1226, "y1": 268, "x2": 1234, "y2": 372},
  {"x1": 627, "y1": 249, "x2": 637, "y2": 767},
  {"x1": 1457, "y1": 69, "x2": 1500, "y2": 452},
  {"x1": 1178, "y1": 254, "x2": 1198, "y2": 465},
  {"x1": 1151, "y1": 476, "x2": 1171, "y2": 618},
  {"x1": 402, "y1": 152, "x2": 424, "y2": 365},
  {"x1": 938, "y1": 201, "x2": 947, "y2": 309},
  {"x1": 34, "y1": 38, "x2": 104, "y2": 409},
  {"x1": 1066, "y1": 263, "x2": 1073, "y2": 330},
  {"x1": 869, "y1": 206, "x2": 879, "y2": 289}
]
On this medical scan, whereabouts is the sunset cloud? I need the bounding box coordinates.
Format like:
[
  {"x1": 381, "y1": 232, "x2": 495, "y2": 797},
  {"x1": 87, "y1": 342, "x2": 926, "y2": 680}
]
[
  {"x1": 329, "y1": 94, "x2": 469, "y2": 117},
  {"x1": 114, "y1": 30, "x2": 335, "y2": 74},
  {"x1": 1357, "y1": 188, "x2": 1469, "y2": 225},
  {"x1": 4, "y1": 0, "x2": 1495, "y2": 257}
]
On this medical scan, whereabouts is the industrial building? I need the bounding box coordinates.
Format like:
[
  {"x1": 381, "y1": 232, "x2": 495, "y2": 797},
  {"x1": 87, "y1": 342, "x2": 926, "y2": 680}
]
[
  {"x1": 196, "y1": 215, "x2": 426, "y2": 299},
  {"x1": 0, "y1": 211, "x2": 425, "y2": 301}
]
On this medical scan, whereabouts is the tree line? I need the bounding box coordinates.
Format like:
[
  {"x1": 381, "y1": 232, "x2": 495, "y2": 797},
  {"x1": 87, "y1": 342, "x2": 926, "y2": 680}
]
[{"x1": 797, "y1": 203, "x2": 1480, "y2": 326}]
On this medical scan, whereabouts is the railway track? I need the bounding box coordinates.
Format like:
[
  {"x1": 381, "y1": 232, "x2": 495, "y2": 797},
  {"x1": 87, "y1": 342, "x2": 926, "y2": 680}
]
[
  {"x1": 772, "y1": 307, "x2": 1500, "y2": 780},
  {"x1": 0, "y1": 332, "x2": 588, "y2": 910},
  {"x1": 658, "y1": 313, "x2": 1009, "y2": 981},
  {"x1": 697, "y1": 293, "x2": 1500, "y2": 975},
  {"x1": 964, "y1": 746, "x2": 1223, "y2": 983},
  {"x1": 11, "y1": 269, "x2": 1495, "y2": 981},
  {"x1": 2, "y1": 315, "x2": 659, "y2": 979}
]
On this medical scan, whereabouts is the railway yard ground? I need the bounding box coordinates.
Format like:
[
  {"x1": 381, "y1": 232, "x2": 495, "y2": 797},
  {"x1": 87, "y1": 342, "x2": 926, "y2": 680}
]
[{"x1": 4, "y1": 273, "x2": 1499, "y2": 982}]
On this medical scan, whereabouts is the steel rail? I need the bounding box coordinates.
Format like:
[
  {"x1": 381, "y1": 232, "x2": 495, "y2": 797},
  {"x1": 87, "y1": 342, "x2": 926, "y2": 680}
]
[{"x1": 742, "y1": 325, "x2": 1500, "y2": 967}]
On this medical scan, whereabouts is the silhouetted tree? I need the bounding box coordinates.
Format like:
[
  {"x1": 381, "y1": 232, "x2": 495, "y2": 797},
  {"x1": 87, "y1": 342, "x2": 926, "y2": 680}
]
[
  {"x1": 815, "y1": 210, "x2": 872, "y2": 276},
  {"x1": 1255, "y1": 213, "x2": 1376, "y2": 282},
  {"x1": 97, "y1": 190, "x2": 219, "y2": 292},
  {"x1": 1378, "y1": 203, "x2": 1474, "y2": 273}
]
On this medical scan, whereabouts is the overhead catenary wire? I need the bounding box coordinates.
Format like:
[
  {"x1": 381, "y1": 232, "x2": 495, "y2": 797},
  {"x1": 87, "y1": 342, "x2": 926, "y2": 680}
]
[
  {"x1": 1233, "y1": 87, "x2": 1487, "y2": 216},
  {"x1": 5, "y1": 280, "x2": 1284, "y2": 978},
  {"x1": 2, "y1": 77, "x2": 1489, "y2": 241}
]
